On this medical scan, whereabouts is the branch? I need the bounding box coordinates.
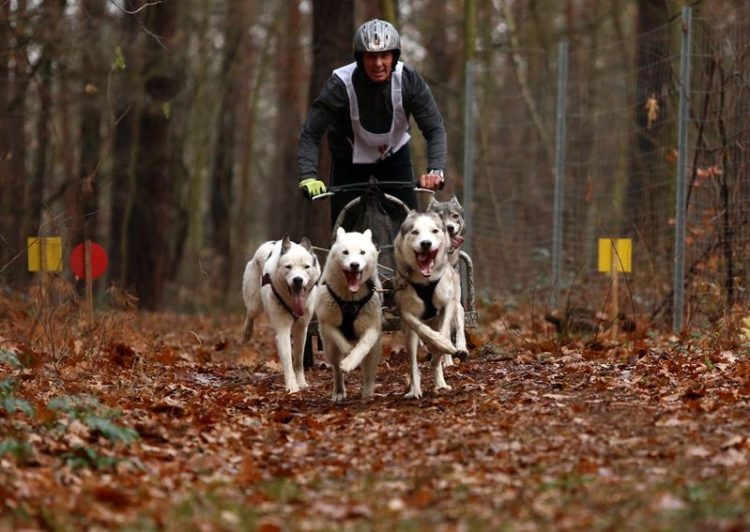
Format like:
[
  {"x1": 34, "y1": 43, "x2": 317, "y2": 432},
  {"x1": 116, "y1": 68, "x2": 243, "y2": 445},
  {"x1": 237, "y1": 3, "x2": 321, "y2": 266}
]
[{"x1": 108, "y1": 0, "x2": 166, "y2": 15}]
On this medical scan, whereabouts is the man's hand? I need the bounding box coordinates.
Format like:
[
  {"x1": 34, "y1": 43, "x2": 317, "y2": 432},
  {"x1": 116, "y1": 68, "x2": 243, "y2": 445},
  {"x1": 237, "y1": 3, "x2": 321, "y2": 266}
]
[
  {"x1": 299, "y1": 177, "x2": 327, "y2": 199},
  {"x1": 418, "y1": 169, "x2": 445, "y2": 190}
]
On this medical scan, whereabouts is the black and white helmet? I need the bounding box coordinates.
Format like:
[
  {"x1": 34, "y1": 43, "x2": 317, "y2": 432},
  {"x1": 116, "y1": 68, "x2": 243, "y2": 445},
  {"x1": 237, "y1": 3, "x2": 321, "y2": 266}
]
[{"x1": 353, "y1": 19, "x2": 401, "y2": 63}]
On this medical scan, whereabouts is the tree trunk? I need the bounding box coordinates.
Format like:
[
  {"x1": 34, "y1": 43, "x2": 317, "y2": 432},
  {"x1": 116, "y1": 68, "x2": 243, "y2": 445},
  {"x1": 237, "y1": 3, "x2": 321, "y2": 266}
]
[
  {"x1": 109, "y1": 0, "x2": 140, "y2": 287},
  {"x1": 125, "y1": 1, "x2": 181, "y2": 310},
  {"x1": 209, "y1": 3, "x2": 246, "y2": 296},
  {"x1": 625, "y1": 0, "x2": 671, "y2": 238},
  {"x1": 268, "y1": 1, "x2": 306, "y2": 241},
  {"x1": 72, "y1": 0, "x2": 106, "y2": 276},
  {"x1": 0, "y1": 2, "x2": 14, "y2": 280},
  {"x1": 1, "y1": 0, "x2": 29, "y2": 285},
  {"x1": 300, "y1": 0, "x2": 354, "y2": 247}
]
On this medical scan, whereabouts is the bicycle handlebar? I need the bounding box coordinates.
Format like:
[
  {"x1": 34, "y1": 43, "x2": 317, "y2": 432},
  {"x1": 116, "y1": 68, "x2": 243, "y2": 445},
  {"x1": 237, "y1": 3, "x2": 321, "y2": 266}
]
[{"x1": 311, "y1": 180, "x2": 436, "y2": 201}]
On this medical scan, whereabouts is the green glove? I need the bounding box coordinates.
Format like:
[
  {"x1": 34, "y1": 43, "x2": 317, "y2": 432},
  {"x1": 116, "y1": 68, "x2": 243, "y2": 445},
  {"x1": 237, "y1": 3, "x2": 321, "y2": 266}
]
[{"x1": 299, "y1": 177, "x2": 327, "y2": 198}]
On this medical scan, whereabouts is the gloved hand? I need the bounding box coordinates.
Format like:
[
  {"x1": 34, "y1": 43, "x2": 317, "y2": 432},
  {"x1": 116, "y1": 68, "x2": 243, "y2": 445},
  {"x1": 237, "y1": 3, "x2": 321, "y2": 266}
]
[
  {"x1": 419, "y1": 169, "x2": 445, "y2": 190},
  {"x1": 298, "y1": 177, "x2": 327, "y2": 199}
]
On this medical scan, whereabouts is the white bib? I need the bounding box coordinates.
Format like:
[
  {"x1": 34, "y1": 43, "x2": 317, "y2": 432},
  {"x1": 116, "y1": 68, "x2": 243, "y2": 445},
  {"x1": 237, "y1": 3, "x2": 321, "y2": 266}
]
[{"x1": 333, "y1": 61, "x2": 411, "y2": 163}]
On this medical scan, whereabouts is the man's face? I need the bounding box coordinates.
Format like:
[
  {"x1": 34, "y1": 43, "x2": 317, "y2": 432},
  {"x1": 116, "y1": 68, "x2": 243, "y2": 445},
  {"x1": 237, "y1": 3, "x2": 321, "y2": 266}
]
[{"x1": 362, "y1": 51, "x2": 394, "y2": 83}]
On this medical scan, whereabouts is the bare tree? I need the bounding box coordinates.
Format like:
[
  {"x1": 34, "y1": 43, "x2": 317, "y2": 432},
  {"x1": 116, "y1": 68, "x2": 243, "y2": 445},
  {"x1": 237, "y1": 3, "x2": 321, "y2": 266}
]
[
  {"x1": 125, "y1": 1, "x2": 182, "y2": 309},
  {"x1": 0, "y1": 1, "x2": 29, "y2": 284},
  {"x1": 624, "y1": 0, "x2": 673, "y2": 261},
  {"x1": 109, "y1": 0, "x2": 140, "y2": 287},
  {"x1": 298, "y1": 0, "x2": 354, "y2": 248},
  {"x1": 209, "y1": 0, "x2": 248, "y2": 295},
  {"x1": 70, "y1": 0, "x2": 106, "y2": 256}
]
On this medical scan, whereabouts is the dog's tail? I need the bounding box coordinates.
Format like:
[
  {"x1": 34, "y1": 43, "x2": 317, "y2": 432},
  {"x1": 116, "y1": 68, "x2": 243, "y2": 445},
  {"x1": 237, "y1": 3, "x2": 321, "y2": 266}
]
[
  {"x1": 241, "y1": 257, "x2": 264, "y2": 342},
  {"x1": 400, "y1": 311, "x2": 456, "y2": 355}
]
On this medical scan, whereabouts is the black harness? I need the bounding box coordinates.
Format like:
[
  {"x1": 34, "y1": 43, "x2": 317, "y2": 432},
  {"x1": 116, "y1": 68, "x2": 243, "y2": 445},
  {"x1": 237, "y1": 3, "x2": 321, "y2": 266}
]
[
  {"x1": 410, "y1": 280, "x2": 439, "y2": 320},
  {"x1": 325, "y1": 280, "x2": 376, "y2": 341},
  {"x1": 262, "y1": 273, "x2": 301, "y2": 320}
]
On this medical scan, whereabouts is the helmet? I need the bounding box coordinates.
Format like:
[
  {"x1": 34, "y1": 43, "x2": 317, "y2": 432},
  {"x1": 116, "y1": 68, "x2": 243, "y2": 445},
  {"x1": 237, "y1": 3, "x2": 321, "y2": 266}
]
[{"x1": 353, "y1": 19, "x2": 401, "y2": 63}]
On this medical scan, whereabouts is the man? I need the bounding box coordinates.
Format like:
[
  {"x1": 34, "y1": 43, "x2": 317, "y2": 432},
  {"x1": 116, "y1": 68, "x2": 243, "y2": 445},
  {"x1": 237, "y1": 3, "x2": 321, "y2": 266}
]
[{"x1": 297, "y1": 19, "x2": 447, "y2": 225}]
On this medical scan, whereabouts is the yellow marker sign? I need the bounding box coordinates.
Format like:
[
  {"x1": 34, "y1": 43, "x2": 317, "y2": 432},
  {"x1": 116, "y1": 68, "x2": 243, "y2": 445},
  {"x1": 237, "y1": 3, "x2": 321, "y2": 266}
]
[
  {"x1": 27, "y1": 237, "x2": 63, "y2": 272},
  {"x1": 598, "y1": 238, "x2": 632, "y2": 273}
]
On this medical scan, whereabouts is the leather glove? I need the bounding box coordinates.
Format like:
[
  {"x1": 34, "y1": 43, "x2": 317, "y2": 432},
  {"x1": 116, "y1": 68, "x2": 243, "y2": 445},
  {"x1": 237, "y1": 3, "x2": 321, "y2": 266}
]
[{"x1": 299, "y1": 177, "x2": 327, "y2": 199}]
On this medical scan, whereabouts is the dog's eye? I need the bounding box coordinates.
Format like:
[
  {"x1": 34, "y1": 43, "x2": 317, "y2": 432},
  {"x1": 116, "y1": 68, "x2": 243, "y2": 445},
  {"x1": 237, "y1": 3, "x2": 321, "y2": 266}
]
[
  {"x1": 285, "y1": 265, "x2": 292, "y2": 270},
  {"x1": 360, "y1": 250, "x2": 365, "y2": 255},
  {"x1": 411, "y1": 230, "x2": 419, "y2": 236},
  {"x1": 305, "y1": 265, "x2": 310, "y2": 269},
  {"x1": 452, "y1": 214, "x2": 459, "y2": 219},
  {"x1": 432, "y1": 229, "x2": 439, "y2": 234},
  {"x1": 343, "y1": 250, "x2": 349, "y2": 255}
]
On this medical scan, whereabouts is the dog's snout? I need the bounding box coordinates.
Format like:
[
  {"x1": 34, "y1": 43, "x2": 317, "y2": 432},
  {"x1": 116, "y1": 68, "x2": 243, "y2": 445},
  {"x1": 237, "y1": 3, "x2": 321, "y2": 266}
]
[
  {"x1": 292, "y1": 276, "x2": 304, "y2": 287},
  {"x1": 349, "y1": 262, "x2": 360, "y2": 272},
  {"x1": 419, "y1": 240, "x2": 432, "y2": 250},
  {"x1": 447, "y1": 225, "x2": 457, "y2": 236}
]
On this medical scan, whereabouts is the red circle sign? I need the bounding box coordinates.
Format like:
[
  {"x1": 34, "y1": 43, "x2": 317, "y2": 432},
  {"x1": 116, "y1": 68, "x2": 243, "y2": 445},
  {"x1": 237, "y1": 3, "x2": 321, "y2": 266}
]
[{"x1": 69, "y1": 241, "x2": 108, "y2": 280}]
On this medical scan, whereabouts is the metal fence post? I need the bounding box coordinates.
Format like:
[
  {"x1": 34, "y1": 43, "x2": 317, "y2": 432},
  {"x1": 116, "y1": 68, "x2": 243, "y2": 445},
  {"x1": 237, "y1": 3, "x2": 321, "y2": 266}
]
[
  {"x1": 673, "y1": 6, "x2": 692, "y2": 332},
  {"x1": 462, "y1": 59, "x2": 476, "y2": 258},
  {"x1": 551, "y1": 40, "x2": 569, "y2": 307}
]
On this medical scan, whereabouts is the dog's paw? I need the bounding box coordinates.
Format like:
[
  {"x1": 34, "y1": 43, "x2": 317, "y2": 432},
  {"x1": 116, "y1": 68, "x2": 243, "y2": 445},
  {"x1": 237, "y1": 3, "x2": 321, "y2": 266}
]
[
  {"x1": 443, "y1": 354, "x2": 455, "y2": 367},
  {"x1": 454, "y1": 350, "x2": 469, "y2": 362},
  {"x1": 435, "y1": 382, "x2": 452, "y2": 392},
  {"x1": 404, "y1": 388, "x2": 423, "y2": 399},
  {"x1": 339, "y1": 355, "x2": 359, "y2": 373},
  {"x1": 331, "y1": 391, "x2": 346, "y2": 403},
  {"x1": 286, "y1": 384, "x2": 300, "y2": 394}
]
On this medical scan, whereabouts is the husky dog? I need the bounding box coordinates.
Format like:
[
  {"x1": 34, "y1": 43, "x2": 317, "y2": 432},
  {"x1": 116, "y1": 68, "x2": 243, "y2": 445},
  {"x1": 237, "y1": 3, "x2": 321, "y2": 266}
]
[
  {"x1": 394, "y1": 211, "x2": 461, "y2": 399},
  {"x1": 241, "y1": 235, "x2": 320, "y2": 393},
  {"x1": 426, "y1": 195, "x2": 468, "y2": 365},
  {"x1": 316, "y1": 228, "x2": 383, "y2": 402},
  {"x1": 427, "y1": 195, "x2": 465, "y2": 266}
]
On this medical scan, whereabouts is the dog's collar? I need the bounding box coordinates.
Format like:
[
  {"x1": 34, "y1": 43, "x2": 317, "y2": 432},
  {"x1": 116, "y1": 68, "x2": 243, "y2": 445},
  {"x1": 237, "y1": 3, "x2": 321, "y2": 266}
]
[
  {"x1": 324, "y1": 280, "x2": 376, "y2": 341},
  {"x1": 262, "y1": 273, "x2": 302, "y2": 320}
]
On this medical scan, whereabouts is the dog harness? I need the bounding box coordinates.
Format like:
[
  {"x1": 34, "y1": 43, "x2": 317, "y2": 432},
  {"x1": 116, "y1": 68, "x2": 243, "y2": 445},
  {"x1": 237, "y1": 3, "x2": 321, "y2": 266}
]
[
  {"x1": 333, "y1": 61, "x2": 411, "y2": 163},
  {"x1": 410, "y1": 280, "x2": 440, "y2": 321},
  {"x1": 262, "y1": 273, "x2": 301, "y2": 320},
  {"x1": 325, "y1": 280, "x2": 376, "y2": 341}
]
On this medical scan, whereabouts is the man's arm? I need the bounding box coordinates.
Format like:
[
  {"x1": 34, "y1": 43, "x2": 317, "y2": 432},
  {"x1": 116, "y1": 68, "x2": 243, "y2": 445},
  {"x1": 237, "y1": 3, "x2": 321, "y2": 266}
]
[
  {"x1": 402, "y1": 65, "x2": 447, "y2": 175},
  {"x1": 297, "y1": 75, "x2": 348, "y2": 179}
]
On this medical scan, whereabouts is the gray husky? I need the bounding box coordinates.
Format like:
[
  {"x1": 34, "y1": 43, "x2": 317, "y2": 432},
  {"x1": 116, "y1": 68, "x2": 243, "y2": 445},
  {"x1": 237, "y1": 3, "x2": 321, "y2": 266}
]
[{"x1": 427, "y1": 195, "x2": 468, "y2": 365}]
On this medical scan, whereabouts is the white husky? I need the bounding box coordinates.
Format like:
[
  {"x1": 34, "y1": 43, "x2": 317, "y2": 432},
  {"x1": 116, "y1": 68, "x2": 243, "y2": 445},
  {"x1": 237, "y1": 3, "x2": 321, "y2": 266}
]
[
  {"x1": 315, "y1": 228, "x2": 383, "y2": 402},
  {"x1": 241, "y1": 235, "x2": 320, "y2": 393},
  {"x1": 394, "y1": 211, "x2": 460, "y2": 399}
]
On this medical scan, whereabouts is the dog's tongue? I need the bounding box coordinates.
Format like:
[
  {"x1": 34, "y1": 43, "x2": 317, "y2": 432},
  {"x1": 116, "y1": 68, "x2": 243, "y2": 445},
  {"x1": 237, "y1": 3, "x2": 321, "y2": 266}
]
[
  {"x1": 343, "y1": 270, "x2": 362, "y2": 293},
  {"x1": 452, "y1": 235, "x2": 465, "y2": 249},
  {"x1": 290, "y1": 287, "x2": 307, "y2": 318},
  {"x1": 416, "y1": 249, "x2": 438, "y2": 277}
]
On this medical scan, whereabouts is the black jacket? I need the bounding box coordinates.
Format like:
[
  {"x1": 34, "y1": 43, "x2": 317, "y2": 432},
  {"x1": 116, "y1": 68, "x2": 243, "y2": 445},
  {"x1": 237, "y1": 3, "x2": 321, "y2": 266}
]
[{"x1": 297, "y1": 62, "x2": 447, "y2": 179}]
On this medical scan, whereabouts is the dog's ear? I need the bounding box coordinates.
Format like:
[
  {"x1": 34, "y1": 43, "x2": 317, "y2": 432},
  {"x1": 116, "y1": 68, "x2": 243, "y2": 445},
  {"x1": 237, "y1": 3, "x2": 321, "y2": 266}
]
[
  {"x1": 363, "y1": 229, "x2": 372, "y2": 241},
  {"x1": 450, "y1": 194, "x2": 460, "y2": 205},
  {"x1": 336, "y1": 226, "x2": 346, "y2": 241},
  {"x1": 280, "y1": 234, "x2": 292, "y2": 255},
  {"x1": 427, "y1": 195, "x2": 439, "y2": 209},
  {"x1": 300, "y1": 237, "x2": 313, "y2": 253},
  {"x1": 400, "y1": 211, "x2": 417, "y2": 235}
]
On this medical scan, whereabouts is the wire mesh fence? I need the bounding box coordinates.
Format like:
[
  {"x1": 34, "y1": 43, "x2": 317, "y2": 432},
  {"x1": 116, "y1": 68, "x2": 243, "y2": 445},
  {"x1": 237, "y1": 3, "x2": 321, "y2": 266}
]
[{"x1": 469, "y1": 4, "x2": 750, "y2": 329}]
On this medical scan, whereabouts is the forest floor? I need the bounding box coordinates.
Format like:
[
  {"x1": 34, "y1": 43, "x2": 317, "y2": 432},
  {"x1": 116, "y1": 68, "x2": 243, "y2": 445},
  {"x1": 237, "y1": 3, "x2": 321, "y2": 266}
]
[{"x1": 1, "y1": 287, "x2": 750, "y2": 531}]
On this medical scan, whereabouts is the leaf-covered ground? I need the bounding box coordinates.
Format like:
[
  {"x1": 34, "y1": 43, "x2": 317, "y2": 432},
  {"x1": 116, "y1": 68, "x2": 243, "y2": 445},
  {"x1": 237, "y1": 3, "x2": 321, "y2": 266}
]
[{"x1": 2, "y1": 290, "x2": 750, "y2": 530}]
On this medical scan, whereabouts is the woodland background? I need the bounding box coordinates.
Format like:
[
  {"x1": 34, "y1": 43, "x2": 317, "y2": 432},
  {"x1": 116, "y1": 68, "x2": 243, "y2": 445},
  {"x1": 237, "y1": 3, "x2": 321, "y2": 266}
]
[
  {"x1": 4, "y1": 1, "x2": 750, "y2": 529},
  {"x1": 1, "y1": 0, "x2": 750, "y2": 326}
]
